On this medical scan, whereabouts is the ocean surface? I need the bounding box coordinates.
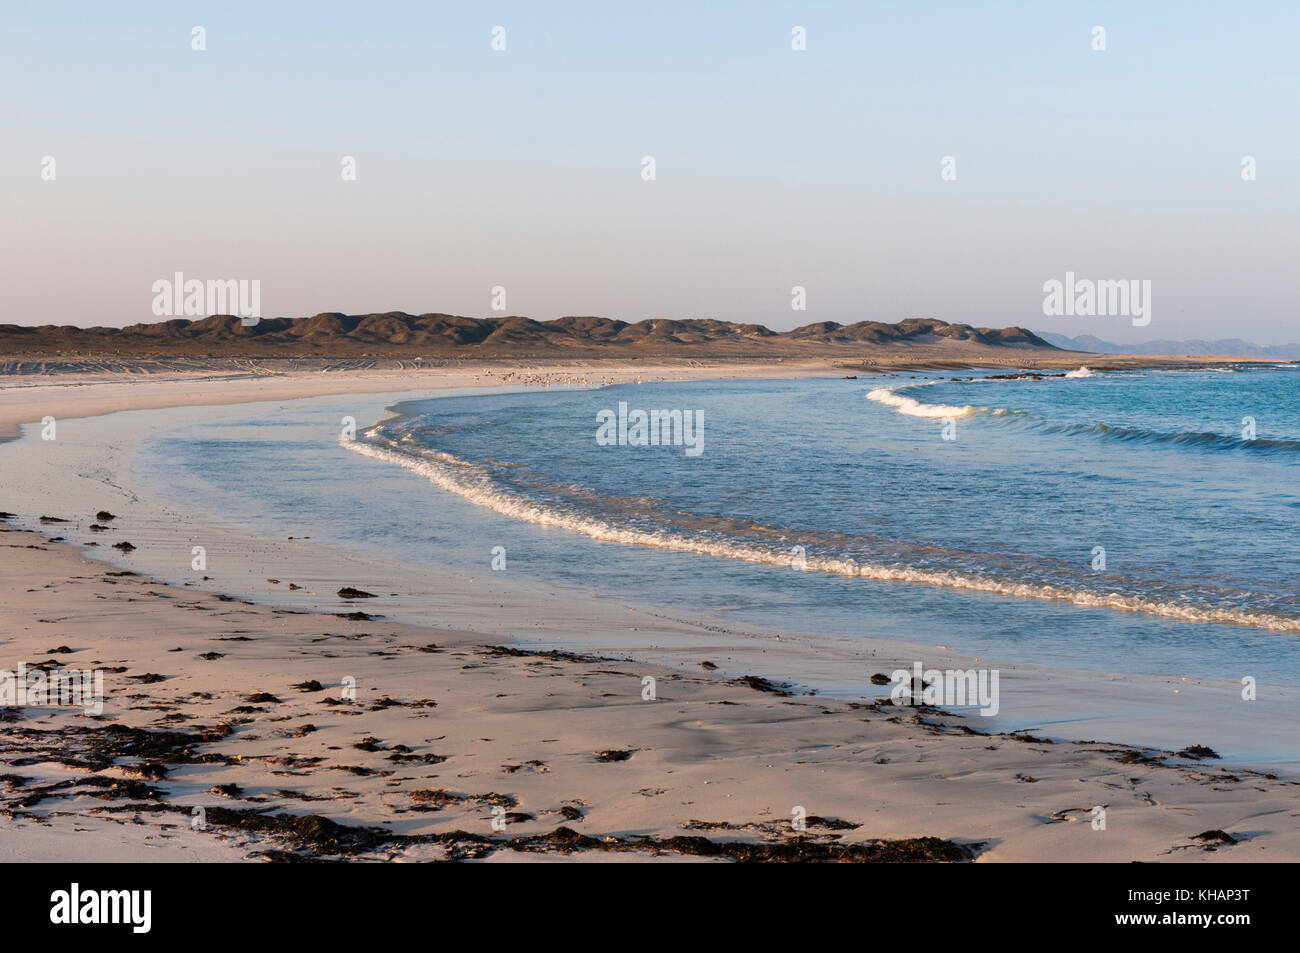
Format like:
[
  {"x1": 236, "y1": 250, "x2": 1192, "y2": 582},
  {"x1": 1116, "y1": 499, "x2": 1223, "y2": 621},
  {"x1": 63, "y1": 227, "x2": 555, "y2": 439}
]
[{"x1": 135, "y1": 366, "x2": 1300, "y2": 689}]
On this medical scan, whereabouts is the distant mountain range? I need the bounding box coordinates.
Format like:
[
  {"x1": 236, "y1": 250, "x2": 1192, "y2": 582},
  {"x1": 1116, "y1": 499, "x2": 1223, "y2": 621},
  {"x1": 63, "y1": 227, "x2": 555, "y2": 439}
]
[
  {"x1": 0, "y1": 314, "x2": 1058, "y2": 357},
  {"x1": 1037, "y1": 331, "x2": 1300, "y2": 360},
  {"x1": 8, "y1": 314, "x2": 1293, "y2": 360}
]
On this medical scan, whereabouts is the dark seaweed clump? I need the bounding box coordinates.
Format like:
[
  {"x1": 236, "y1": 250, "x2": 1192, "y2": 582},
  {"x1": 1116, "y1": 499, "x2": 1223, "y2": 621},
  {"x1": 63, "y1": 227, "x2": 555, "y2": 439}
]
[
  {"x1": 483, "y1": 645, "x2": 610, "y2": 664},
  {"x1": 731, "y1": 675, "x2": 794, "y2": 696},
  {"x1": 1192, "y1": 829, "x2": 1236, "y2": 845},
  {"x1": 337, "y1": 587, "x2": 377, "y2": 599},
  {"x1": 183, "y1": 807, "x2": 980, "y2": 863},
  {"x1": 4, "y1": 723, "x2": 232, "y2": 771}
]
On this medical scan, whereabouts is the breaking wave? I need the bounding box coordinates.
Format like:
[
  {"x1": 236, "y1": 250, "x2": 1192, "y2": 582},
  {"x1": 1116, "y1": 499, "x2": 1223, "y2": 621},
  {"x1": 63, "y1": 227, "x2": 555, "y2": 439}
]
[
  {"x1": 343, "y1": 429, "x2": 1300, "y2": 632},
  {"x1": 867, "y1": 379, "x2": 1300, "y2": 455},
  {"x1": 865, "y1": 386, "x2": 983, "y2": 418}
]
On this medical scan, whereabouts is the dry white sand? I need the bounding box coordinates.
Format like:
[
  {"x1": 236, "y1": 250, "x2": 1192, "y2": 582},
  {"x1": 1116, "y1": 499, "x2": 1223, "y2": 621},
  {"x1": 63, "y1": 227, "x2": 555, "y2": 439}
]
[{"x1": 0, "y1": 360, "x2": 838, "y2": 442}]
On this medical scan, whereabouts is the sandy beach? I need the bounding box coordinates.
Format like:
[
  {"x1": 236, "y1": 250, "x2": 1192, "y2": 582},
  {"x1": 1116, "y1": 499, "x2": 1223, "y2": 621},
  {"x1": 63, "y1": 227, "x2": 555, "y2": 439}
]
[{"x1": 2, "y1": 360, "x2": 1296, "y2": 863}]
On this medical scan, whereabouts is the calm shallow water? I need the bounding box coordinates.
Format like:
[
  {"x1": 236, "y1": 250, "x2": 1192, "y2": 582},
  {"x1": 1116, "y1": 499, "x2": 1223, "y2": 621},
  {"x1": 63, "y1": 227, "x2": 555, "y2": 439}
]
[{"x1": 135, "y1": 367, "x2": 1300, "y2": 688}]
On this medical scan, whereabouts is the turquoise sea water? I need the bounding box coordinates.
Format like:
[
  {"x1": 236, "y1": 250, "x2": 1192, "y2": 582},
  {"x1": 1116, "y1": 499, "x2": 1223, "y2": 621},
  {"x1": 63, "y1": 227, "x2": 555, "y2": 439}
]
[{"x1": 136, "y1": 366, "x2": 1300, "y2": 689}]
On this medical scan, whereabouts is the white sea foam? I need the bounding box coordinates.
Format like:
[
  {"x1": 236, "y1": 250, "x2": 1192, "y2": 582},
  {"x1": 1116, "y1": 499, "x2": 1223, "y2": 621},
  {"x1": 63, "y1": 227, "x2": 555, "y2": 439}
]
[
  {"x1": 865, "y1": 386, "x2": 981, "y2": 418},
  {"x1": 1064, "y1": 366, "x2": 1094, "y2": 378},
  {"x1": 342, "y1": 434, "x2": 1300, "y2": 633}
]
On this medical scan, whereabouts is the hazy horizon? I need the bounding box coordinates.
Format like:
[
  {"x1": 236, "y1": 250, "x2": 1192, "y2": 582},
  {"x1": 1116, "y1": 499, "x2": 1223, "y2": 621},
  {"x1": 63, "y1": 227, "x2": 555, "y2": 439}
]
[{"x1": 4, "y1": 1, "x2": 1297, "y2": 344}]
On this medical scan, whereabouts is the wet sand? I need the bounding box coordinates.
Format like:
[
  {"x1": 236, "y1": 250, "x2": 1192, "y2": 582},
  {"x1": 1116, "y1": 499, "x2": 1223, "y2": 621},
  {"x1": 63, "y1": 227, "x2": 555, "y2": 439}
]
[{"x1": 2, "y1": 526, "x2": 1295, "y2": 862}]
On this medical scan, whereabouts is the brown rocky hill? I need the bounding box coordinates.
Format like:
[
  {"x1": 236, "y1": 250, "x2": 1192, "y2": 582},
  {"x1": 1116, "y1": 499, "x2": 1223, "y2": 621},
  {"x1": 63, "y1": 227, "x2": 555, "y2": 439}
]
[{"x1": 0, "y1": 313, "x2": 1060, "y2": 357}]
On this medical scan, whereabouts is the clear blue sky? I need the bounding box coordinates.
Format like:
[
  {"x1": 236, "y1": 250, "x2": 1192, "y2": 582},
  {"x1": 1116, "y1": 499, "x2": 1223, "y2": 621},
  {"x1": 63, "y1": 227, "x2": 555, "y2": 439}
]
[{"x1": 3, "y1": 1, "x2": 1297, "y2": 342}]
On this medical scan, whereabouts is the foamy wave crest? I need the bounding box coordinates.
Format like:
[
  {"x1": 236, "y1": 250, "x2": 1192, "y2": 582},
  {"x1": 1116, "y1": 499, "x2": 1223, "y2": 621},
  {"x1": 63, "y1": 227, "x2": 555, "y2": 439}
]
[
  {"x1": 342, "y1": 432, "x2": 1300, "y2": 632},
  {"x1": 876, "y1": 375, "x2": 1300, "y2": 455},
  {"x1": 866, "y1": 386, "x2": 982, "y2": 419}
]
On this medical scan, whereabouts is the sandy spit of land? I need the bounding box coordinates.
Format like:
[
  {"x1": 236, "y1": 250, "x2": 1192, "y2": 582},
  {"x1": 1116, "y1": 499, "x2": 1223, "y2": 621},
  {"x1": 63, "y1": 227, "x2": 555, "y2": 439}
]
[
  {"x1": 0, "y1": 359, "x2": 841, "y2": 443},
  {"x1": 0, "y1": 349, "x2": 1269, "y2": 443}
]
